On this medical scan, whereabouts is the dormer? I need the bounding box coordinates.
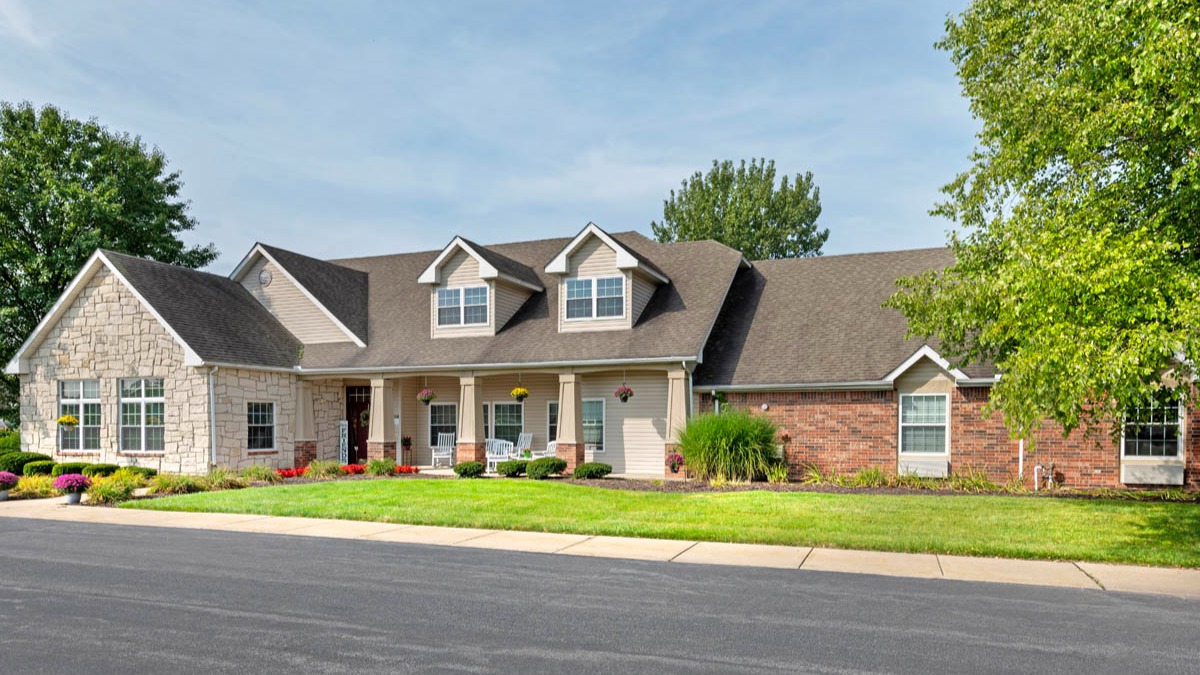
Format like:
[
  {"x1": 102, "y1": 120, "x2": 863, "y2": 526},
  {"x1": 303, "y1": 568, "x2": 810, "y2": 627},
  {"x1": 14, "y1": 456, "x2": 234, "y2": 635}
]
[
  {"x1": 419, "y1": 237, "x2": 543, "y2": 338},
  {"x1": 544, "y1": 223, "x2": 670, "y2": 333}
]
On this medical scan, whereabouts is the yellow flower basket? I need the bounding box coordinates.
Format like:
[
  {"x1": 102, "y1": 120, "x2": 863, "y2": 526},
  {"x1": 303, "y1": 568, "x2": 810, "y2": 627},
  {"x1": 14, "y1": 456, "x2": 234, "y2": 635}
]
[
  {"x1": 56, "y1": 414, "x2": 79, "y2": 427},
  {"x1": 510, "y1": 386, "x2": 529, "y2": 402}
]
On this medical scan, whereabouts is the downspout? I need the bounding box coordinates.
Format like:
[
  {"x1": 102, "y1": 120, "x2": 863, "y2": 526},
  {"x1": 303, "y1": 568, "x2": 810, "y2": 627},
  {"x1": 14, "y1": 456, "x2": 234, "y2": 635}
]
[
  {"x1": 1018, "y1": 438, "x2": 1024, "y2": 484},
  {"x1": 685, "y1": 362, "x2": 693, "y2": 419},
  {"x1": 208, "y1": 366, "x2": 218, "y2": 468}
]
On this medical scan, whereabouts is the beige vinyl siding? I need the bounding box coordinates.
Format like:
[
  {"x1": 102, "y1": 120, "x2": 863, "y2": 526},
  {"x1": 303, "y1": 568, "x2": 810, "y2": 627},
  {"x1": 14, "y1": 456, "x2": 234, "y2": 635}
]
[
  {"x1": 895, "y1": 358, "x2": 956, "y2": 394},
  {"x1": 431, "y1": 250, "x2": 493, "y2": 338},
  {"x1": 412, "y1": 376, "x2": 459, "y2": 465},
  {"x1": 581, "y1": 372, "x2": 668, "y2": 475},
  {"x1": 479, "y1": 373, "x2": 558, "y2": 453},
  {"x1": 493, "y1": 280, "x2": 532, "y2": 332},
  {"x1": 559, "y1": 236, "x2": 632, "y2": 333},
  {"x1": 242, "y1": 258, "x2": 348, "y2": 344},
  {"x1": 630, "y1": 271, "x2": 658, "y2": 325},
  {"x1": 397, "y1": 377, "x2": 419, "y2": 464}
]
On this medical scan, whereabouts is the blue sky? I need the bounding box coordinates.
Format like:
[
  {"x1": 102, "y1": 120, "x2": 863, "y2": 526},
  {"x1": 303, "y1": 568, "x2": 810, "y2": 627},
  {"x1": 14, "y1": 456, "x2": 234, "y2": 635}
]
[{"x1": 0, "y1": 0, "x2": 975, "y2": 273}]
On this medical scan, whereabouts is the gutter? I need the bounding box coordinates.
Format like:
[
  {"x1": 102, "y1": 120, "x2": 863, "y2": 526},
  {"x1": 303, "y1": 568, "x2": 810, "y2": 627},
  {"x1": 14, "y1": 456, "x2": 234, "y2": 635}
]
[
  {"x1": 707, "y1": 380, "x2": 896, "y2": 393},
  {"x1": 197, "y1": 355, "x2": 700, "y2": 377},
  {"x1": 208, "y1": 366, "x2": 218, "y2": 468}
]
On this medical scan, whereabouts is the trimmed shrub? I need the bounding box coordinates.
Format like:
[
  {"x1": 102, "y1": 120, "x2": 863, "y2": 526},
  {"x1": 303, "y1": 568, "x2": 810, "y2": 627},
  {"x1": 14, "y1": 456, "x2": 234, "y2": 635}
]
[
  {"x1": 453, "y1": 461, "x2": 485, "y2": 478},
  {"x1": 82, "y1": 463, "x2": 120, "y2": 478},
  {"x1": 148, "y1": 473, "x2": 211, "y2": 495},
  {"x1": 86, "y1": 476, "x2": 137, "y2": 504},
  {"x1": 0, "y1": 451, "x2": 52, "y2": 475},
  {"x1": 367, "y1": 458, "x2": 397, "y2": 476},
  {"x1": 121, "y1": 466, "x2": 158, "y2": 479},
  {"x1": 571, "y1": 462, "x2": 612, "y2": 480},
  {"x1": 305, "y1": 460, "x2": 344, "y2": 480},
  {"x1": 207, "y1": 467, "x2": 248, "y2": 490},
  {"x1": 677, "y1": 410, "x2": 778, "y2": 481},
  {"x1": 13, "y1": 474, "x2": 55, "y2": 499},
  {"x1": 0, "y1": 430, "x2": 20, "y2": 453},
  {"x1": 22, "y1": 460, "x2": 56, "y2": 477},
  {"x1": 527, "y1": 457, "x2": 567, "y2": 480},
  {"x1": 240, "y1": 464, "x2": 281, "y2": 483},
  {"x1": 52, "y1": 461, "x2": 91, "y2": 477},
  {"x1": 495, "y1": 460, "x2": 528, "y2": 478}
]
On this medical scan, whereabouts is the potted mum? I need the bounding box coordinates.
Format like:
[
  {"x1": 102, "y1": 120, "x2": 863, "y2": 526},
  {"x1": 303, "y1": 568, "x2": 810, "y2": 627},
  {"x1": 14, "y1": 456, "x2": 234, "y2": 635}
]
[
  {"x1": 614, "y1": 385, "x2": 634, "y2": 403},
  {"x1": 0, "y1": 471, "x2": 17, "y2": 501},
  {"x1": 510, "y1": 386, "x2": 529, "y2": 403},
  {"x1": 416, "y1": 389, "x2": 436, "y2": 405},
  {"x1": 53, "y1": 473, "x2": 91, "y2": 505},
  {"x1": 56, "y1": 414, "x2": 79, "y2": 428},
  {"x1": 666, "y1": 453, "x2": 685, "y2": 474}
]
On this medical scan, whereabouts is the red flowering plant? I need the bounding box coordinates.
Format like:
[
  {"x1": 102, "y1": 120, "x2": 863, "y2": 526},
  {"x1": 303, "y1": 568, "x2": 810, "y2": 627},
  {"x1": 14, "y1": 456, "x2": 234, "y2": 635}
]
[
  {"x1": 614, "y1": 385, "x2": 634, "y2": 403},
  {"x1": 394, "y1": 465, "x2": 421, "y2": 475},
  {"x1": 276, "y1": 467, "x2": 308, "y2": 479},
  {"x1": 341, "y1": 464, "x2": 367, "y2": 475}
]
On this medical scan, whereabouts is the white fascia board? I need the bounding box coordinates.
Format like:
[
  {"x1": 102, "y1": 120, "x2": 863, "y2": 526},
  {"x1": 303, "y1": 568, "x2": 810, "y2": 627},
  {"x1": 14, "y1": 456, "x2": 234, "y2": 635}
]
[
  {"x1": 883, "y1": 344, "x2": 969, "y2": 382},
  {"x1": 545, "y1": 222, "x2": 669, "y2": 284},
  {"x1": 228, "y1": 243, "x2": 264, "y2": 281},
  {"x1": 420, "y1": 237, "x2": 543, "y2": 292},
  {"x1": 100, "y1": 252, "x2": 205, "y2": 366},
  {"x1": 248, "y1": 244, "x2": 366, "y2": 348},
  {"x1": 708, "y1": 381, "x2": 895, "y2": 392}
]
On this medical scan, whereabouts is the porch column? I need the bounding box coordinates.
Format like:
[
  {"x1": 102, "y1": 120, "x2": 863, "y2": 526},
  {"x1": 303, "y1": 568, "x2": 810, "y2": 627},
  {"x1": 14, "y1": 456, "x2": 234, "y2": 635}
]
[
  {"x1": 664, "y1": 369, "x2": 688, "y2": 479},
  {"x1": 456, "y1": 375, "x2": 486, "y2": 463},
  {"x1": 556, "y1": 372, "x2": 585, "y2": 471},
  {"x1": 293, "y1": 381, "x2": 317, "y2": 468},
  {"x1": 366, "y1": 377, "x2": 396, "y2": 462}
]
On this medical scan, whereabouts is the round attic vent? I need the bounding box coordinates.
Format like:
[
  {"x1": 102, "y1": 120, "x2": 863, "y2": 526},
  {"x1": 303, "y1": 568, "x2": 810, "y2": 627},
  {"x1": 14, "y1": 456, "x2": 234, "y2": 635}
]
[{"x1": 259, "y1": 269, "x2": 273, "y2": 287}]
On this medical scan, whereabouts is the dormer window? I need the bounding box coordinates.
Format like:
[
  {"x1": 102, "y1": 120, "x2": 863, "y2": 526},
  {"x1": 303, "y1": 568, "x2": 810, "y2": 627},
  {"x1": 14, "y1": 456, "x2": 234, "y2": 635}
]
[
  {"x1": 566, "y1": 276, "x2": 624, "y2": 320},
  {"x1": 437, "y1": 286, "x2": 489, "y2": 326}
]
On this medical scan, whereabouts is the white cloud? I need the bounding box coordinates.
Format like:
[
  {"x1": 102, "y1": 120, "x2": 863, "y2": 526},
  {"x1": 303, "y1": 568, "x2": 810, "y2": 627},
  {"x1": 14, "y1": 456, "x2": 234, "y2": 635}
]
[{"x1": 0, "y1": 0, "x2": 45, "y2": 47}]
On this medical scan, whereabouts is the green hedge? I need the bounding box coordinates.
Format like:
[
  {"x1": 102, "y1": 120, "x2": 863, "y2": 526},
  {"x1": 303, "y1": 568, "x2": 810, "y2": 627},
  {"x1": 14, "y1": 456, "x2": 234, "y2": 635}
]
[
  {"x1": 678, "y1": 410, "x2": 778, "y2": 481},
  {"x1": 123, "y1": 466, "x2": 158, "y2": 478},
  {"x1": 495, "y1": 460, "x2": 528, "y2": 477},
  {"x1": 22, "y1": 460, "x2": 56, "y2": 477},
  {"x1": 0, "y1": 431, "x2": 20, "y2": 453},
  {"x1": 0, "y1": 452, "x2": 52, "y2": 475},
  {"x1": 453, "y1": 461, "x2": 485, "y2": 478},
  {"x1": 572, "y1": 462, "x2": 612, "y2": 480},
  {"x1": 527, "y1": 457, "x2": 567, "y2": 480},
  {"x1": 82, "y1": 463, "x2": 120, "y2": 478}
]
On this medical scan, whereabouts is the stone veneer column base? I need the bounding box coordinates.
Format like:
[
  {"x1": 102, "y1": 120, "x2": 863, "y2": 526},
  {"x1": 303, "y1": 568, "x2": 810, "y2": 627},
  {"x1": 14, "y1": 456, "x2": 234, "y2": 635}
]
[
  {"x1": 367, "y1": 441, "x2": 396, "y2": 462},
  {"x1": 556, "y1": 442, "x2": 585, "y2": 472},
  {"x1": 456, "y1": 441, "x2": 486, "y2": 465},
  {"x1": 294, "y1": 440, "x2": 317, "y2": 469},
  {"x1": 663, "y1": 442, "x2": 686, "y2": 480}
]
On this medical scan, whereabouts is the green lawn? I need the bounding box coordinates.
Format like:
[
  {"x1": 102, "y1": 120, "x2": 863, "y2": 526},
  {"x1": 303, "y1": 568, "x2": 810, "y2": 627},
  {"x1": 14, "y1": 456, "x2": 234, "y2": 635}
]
[{"x1": 123, "y1": 479, "x2": 1200, "y2": 568}]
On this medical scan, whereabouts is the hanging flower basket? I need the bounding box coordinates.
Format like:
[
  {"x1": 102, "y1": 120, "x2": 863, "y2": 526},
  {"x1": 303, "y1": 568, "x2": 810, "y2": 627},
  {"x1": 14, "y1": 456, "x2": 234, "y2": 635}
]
[
  {"x1": 510, "y1": 386, "x2": 529, "y2": 402},
  {"x1": 56, "y1": 414, "x2": 79, "y2": 428},
  {"x1": 416, "y1": 389, "x2": 436, "y2": 406},
  {"x1": 614, "y1": 385, "x2": 634, "y2": 403},
  {"x1": 666, "y1": 452, "x2": 685, "y2": 474}
]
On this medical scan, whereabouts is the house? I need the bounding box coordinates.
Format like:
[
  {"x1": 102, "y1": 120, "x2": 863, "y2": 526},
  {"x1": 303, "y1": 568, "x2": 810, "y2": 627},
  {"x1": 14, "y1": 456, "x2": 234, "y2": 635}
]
[{"x1": 6, "y1": 223, "x2": 1197, "y2": 488}]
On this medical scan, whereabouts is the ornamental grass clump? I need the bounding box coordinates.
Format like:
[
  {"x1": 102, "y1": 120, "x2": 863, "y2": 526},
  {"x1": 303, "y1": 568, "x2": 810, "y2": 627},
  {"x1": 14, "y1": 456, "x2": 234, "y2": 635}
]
[
  {"x1": 86, "y1": 476, "x2": 137, "y2": 504},
  {"x1": 677, "y1": 410, "x2": 778, "y2": 481},
  {"x1": 367, "y1": 458, "x2": 397, "y2": 476},
  {"x1": 207, "y1": 467, "x2": 248, "y2": 490},
  {"x1": 14, "y1": 474, "x2": 55, "y2": 499},
  {"x1": 240, "y1": 464, "x2": 281, "y2": 484},
  {"x1": 148, "y1": 473, "x2": 210, "y2": 495},
  {"x1": 304, "y1": 460, "x2": 344, "y2": 480}
]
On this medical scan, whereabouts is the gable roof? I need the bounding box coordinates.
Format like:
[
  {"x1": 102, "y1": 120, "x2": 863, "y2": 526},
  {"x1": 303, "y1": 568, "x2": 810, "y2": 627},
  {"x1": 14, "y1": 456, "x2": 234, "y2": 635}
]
[
  {"x1": 6, "y1": 250, "x2": 302, "y2": 374},
  {"x1": 693, "y1": 248, "x2": 994, "y2": 389},
  {"x1": 231, "y1": 243, "x2": 369, "y2": 346},
  {"x1": 544, "y1": 223, "x2": 670, "y2": 283},
  {"x1": 417, "y1": 236, "x2": 544, "y2": 291},
  {"x1": 297, "y1": 232, "x2": 743, "y2": 371}
]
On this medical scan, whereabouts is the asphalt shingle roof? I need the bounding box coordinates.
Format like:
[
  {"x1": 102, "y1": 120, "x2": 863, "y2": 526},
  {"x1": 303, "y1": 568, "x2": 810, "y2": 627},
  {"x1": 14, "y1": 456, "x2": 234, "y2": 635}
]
[
  {"x1": 258, "y1": 243, "x2": 369, "y2": 343},
  {"x1": 456, "y1": 237, "x2": 543, "y2": 289}
]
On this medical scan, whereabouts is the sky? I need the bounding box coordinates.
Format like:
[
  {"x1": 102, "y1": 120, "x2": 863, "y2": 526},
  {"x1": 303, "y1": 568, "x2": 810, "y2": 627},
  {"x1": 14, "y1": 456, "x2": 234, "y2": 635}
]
[{"x1": 0, "y1": 0, "x2": 977, "y2": 274}]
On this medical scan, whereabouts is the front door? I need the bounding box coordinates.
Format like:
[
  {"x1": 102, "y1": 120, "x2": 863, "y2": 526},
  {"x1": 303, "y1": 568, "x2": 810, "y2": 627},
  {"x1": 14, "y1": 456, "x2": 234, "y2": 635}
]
[{"x1": 346, "y1": 386, "x2": 371, "y2": 464}]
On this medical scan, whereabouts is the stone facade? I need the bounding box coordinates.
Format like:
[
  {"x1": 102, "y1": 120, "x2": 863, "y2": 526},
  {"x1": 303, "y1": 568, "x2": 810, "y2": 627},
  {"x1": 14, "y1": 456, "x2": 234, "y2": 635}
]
[
  {"x1": 19, "y1": 266, "x2": 211, "y2": 474},
  {"x1": 211, "y1": 367, "x2": 298, "y2": 470}
]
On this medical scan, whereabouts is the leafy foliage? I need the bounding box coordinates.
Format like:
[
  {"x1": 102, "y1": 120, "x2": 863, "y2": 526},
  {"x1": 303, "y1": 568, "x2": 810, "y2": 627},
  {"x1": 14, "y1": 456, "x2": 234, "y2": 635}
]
[
  {"x1": 652, "y1": 158, "x2": 826, "y2": 260},
  {"x1": 886, "y1": 1, "x2": 1200, "y2": 439},
  {"x1": 764, "y1": 463, "x2": 790, "y2": 484},
  {"x1": 0, "y1": 430, "x2": 19, "y2": 453},
  {"x1": 571, "y1": 462, "x2": 612, "y2": 480},
  {"x1": 452, "y1": 461, "x2": 485, "y2": 478},
  {"x1": 366, "y1": 458, "x2": 397, "y2": 476},
  {"x1": 240, "y1": 464, "x2": 281, "y2": 483},
  {"x1": 677, "y1": 410, "x2": 778, "y2": 481},
  {"x1": 21, "y1": 459, "x2": 55, "y2": 476},
  {"x1": 0, "y1": 102, "x2": 218, "y2": 420},
  {"x1": 13, "y1": 474, "x2": 55, "y2": 498},
  {"x1": 495, "y1": 460, "x2": 528, "y2": 477},
  {"x1": 86, "y1": 475, "x2": 138, "y2": 504},
  {"x1": 51, "y1": 461, "x2": 90, "y2": 477},
  {"x1": 148, "y1": 473, "x2": 210, "y2": 495},
  {"x1": 526, "y1": 457, "x2": 567, "y2": 480},
  {"x1": 0, "y1": 451, "x2": 51, "y2": 475},
  {"x1": 52, "y1": 473, "x2": 91, "y2": 493},
  {"x1": 81, "y1": 463, "x2": 120, "y2": 478},
  {"x1": 304, "y1": 460, "x2": 344, "y2": 480},
  {"x1": 207, "y1": 467, "x2": 248, "y2": 490}
]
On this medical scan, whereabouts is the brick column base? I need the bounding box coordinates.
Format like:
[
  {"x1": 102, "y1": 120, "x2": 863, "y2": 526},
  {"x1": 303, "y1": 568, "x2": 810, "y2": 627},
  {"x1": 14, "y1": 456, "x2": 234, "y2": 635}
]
[
  {"x1": 367, "y1": 441, "x2": 396, "y2": 462},
  {"x1": 663, "y1": 442, "x2": 686, "y2": 480},
  {"x1": 556, "y1": 442, "x2": 585, "y2": 472},
  {"x1": 294, "y1": 440, "x2": 317, "y2": 469},
  {"x1": 456, "y1": 441, "x2": 486, "y2": 465}
]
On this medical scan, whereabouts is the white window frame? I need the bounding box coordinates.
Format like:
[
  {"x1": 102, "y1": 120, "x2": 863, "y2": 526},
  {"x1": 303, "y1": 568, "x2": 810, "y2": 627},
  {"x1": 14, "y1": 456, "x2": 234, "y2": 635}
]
[
  {"x1": 428, "y1": 402, "x2": 458, "y2": 444},
  {"x1": 246, "y1": 401, "x2": 277, "y2": 451},
  {"x1": 58, "y1": 380, "x2": 100, "y2": 452},
  {"x1": 898, "y1": 393, "x2": 949, "y2": 456},
  {"x1": 547, "y1": 400, "x2": 559, "y2": 442},
  {"x1": 1120, "y1": 395, "x2": 1184, "y2": 459},
  {"x1": 120, "y1": 377, "x2": 166, "y2": 453},
  {"x1": 436, "y1": 285, "x2": 489, "y2": 327},
  {"x1": 483, "y1": 400, "x2": 524, "y2": 443},
  {"x1": 564, "y1": 276, "x2": 625, "y2": 321},
  {"x1": 582, "y1": 397, "x2": 606, "y2": 453}
]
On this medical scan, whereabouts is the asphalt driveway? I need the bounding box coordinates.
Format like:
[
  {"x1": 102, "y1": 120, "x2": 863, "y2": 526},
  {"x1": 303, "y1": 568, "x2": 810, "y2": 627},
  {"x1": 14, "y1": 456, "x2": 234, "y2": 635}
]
[{"x1": 1, "y1": 517, "x2": 1195, "y2": 674}]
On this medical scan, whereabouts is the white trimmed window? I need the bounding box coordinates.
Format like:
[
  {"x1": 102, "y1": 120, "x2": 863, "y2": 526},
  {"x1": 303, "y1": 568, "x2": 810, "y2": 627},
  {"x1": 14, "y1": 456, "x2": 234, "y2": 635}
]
[
  {"x1": 437, "y1": 286, "x2": 488, "y2": 326},
  {"x1": 247, "y1": 402, "x2": 275, "y2": 450},
  {"x1": 482, "y1": 402, "x2": 523, "y2": 445},
  {"x1": 582, "y1": 398, "x2": 605, "y2": 452},
  {"x1": 429, "y1": 402, "x2": 457, "y2": 442},
  {"x1": 565, "y1": 276, "x2": 624, "y2": 320},
  {"x1": 120, "y1": 378, "x2": 165, "y2": 452},
  {"x1": 547, "y1": 401, "x2": 559, "y2": 441},
  {"x1": 899, "y1": 394, "x2": 948, "y2": 454},
  {"x1": 1122, "y1": 392, "x2": 1181, "y2": 458},
  {"x1": 59, "y1": 380, "x2": 100, "y2": 452}
]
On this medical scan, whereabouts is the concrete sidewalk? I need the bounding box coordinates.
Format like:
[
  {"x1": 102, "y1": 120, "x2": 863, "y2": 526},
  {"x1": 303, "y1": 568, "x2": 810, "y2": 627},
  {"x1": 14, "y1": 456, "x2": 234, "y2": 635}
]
[{"x1": 2, "y1": 496, "x2": 1197, "y2": 600}]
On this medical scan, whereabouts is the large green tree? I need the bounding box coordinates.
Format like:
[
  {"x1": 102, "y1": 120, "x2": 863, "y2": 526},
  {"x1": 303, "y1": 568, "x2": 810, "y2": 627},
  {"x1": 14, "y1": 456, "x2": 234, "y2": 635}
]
[
  {"x1": 0, "y1": 102, "x2": 218, "y2": 423},
  {"x1": 652, "y1": 159, "x2": 826, "y2": 260},
  {"x1": 886, "y1": 0, "x2": 1200, "y2": 441}
]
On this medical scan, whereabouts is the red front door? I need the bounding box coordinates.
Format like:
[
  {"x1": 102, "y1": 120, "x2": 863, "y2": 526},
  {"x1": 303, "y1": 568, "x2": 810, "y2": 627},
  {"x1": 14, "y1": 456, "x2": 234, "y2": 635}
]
[{"x1": 346, "y1": 386, "x2": 371, "y2": 464}]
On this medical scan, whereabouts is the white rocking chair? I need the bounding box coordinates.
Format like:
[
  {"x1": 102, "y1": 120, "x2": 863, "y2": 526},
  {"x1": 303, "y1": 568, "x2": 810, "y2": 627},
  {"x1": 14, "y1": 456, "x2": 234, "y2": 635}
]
[
  {"x1": 531, "y1": 440, "x2": 556, "y2": 460},
  {"x1": 431, "y1": 432, "x2": 455, "y2": 468},
  {"x1": 513, "y1": 432, "x2": 534, "y2": 459},
  {"x1": 485, "y1": 439, "x2": 514, "y2": 472}
]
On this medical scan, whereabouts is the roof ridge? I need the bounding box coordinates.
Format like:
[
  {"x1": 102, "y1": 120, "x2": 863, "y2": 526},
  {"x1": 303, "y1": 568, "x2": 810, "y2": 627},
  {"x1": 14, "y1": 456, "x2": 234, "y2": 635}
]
[
  {"x1": 750, "y1": 246, "x2": 950, "y2": 264},
  {"x1": 98, "y1": 249, "x2": 232, "y2": 282}
]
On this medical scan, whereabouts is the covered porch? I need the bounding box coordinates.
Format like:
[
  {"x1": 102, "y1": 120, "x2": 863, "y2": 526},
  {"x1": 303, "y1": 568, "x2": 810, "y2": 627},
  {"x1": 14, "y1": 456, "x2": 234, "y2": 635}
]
[{"x1": 292, "y1": 366, "x2": 691, "y2": 476}]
